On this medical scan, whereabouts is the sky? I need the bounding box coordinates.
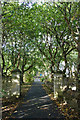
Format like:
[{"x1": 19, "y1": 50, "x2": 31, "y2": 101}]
[
  {"x1": 19, "y1": 0, "x2": 79, "y2": 2},
  {"x1": 19, "y1": 0, "x2": 44, "y2": 3},
  {"x1": 1, "y1": 0, "x2": 79, "y2": 3}
]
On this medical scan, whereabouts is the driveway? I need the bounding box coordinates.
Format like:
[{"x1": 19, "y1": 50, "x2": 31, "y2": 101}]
[{"x1": 10, "y1": 81, "x2": 65, "y2": 119}]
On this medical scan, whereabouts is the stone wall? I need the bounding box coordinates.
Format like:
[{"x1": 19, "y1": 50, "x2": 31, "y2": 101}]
[{"x1": 2, "y1": 72, "x2": 21, "y2": 98}]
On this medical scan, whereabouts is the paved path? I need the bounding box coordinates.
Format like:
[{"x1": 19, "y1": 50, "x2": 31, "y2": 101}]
[{"x1": 10, "y1": 81, "x2": 65, "y2": 119}]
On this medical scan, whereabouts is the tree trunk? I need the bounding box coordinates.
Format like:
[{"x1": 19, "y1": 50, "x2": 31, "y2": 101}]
[
  {"x1": 63, "y1": 54, "x2": 67, "y2": 77},
  {"x1": 20, "y1": 65, "x2": 25, "y2": 84},
  {"x1": 20, "y1": 72, "x2": 24, "y2": 84},
  {"x1": 57, "y1": 60, "x2": 60, "y2": 71},
  {"x1": 2, "y1": 53, "x2": 5, "y2": 76},
  {"x1": 50, "y1": 62, "x2": 54, "y2": 86},
  {"x1": 77, "y1": 41, "x2": 80, "y2": 117}
]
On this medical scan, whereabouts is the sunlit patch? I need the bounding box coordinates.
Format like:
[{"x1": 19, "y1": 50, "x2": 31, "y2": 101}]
[
  {"x1": 39, "y1": 104, "x2": 51, "y2": 110},
  {"x1": 19, "y1": 115, "x2": 25, "y2": 118},
  {"x1": 60, "y1": 101, "x2": 67, "y2": 106},
  {"x1": 60, "y1": 86, "x2": 62, "y2": 89},
  {"x1": 37, "y1": 106, "x2": 40, "y2": 108},
  {"x1": 13, "y1": 92, "x2": 17, "y2": 95},
  {"x1": 40, "y1": 107, "x2": 48, "y2": 110},
  {"x1": 62, "y1": 86, "x2": 67, "y2": 91},
  {"x1": 40, "y1": 95, "x2": 49, "y2": 99},
  {"x1": 16, "y1": 95, "x2": 19, "y2": 98},
  {"x1": 18, "y1": 93, "x2": 20, "y2": 95},
  {"x1": 17, "y1": 75, "x2": 20, "y2": 79},
  {"x1": 8, "y1": 93, "x2": 10, "y2": 95},
  {"x1": 27, "y1": 98, "x2": 37, "y2": 102},
  {"x1": 14, "y1": 111, "x2": 17, "y2": 113},
  {"x1": 13, "y1": 79, "x2": 19, "y2": 83},
  {"x1": 8, "y1": 81, "x2": 11, "y2": 83},
  {"x1": 49, "y1": 113, "x2": 51, "y2": 116},
  {"x1": 63, "y1": 101, "x2": 67, "y2": 105},
  {"x1": 72, "y1": 86, "x2": 76, "y2": 91},
  {"x1": 54, "y1": 92, "x2": 58, "y2": 99},
  {"x1": 48, "y1": 94, "x2": 52, "y2": 97}
]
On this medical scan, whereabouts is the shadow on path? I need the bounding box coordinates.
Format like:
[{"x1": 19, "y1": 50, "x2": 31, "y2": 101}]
[{"x1": 10, "y1": 81, "x2": 65, "y2": 119}]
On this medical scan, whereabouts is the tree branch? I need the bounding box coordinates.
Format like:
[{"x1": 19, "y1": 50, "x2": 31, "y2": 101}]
[
  {"x1": 66, "y1": 47, "x2": 77, "y2": 56},
  {"x1": 54, "y1": 47, "x2": 58, "y2": 60},
  {"x1": 23, "y1": 64, "x2": 34, "y2": 73}
]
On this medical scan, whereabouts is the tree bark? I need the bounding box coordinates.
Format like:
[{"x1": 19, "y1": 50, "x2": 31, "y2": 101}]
[
  {"x1": 77, "y1": 41, "x2": 80, "y2": 117},
  {"x1": 63, "y1": 54, "x2": 67, "y2": 77},
  {"x1": 57, "y1": 60, "x2": 61, "y2": 71},
  {"x1": 20, "y1": 64, "x2": 25, "y2": 84},
  {"x1": 50, "y1": 62, "x2": 54, "y2": 87},
  {"x1": 2, "y1": 53, "x2": 5, "y2": 76},
  {"x1": 20, "y1": 72, "x2": 24, "y2": 84}
]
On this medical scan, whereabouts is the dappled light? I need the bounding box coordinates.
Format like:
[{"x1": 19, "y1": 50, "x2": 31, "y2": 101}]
[
  {"x1": 10, "y1": 81, "x2": 64, "y2": 119},
  {"x1": 2, "y1": 77, "x2": 20, "y2": 98},
  {"x1": 1, "y1": 1, "x2": 80, "y2": 120}
]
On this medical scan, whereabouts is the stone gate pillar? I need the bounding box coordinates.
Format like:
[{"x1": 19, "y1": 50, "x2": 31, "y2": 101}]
[{"x1": 12, "y1": 69, "x2": 21, "y2": 97}]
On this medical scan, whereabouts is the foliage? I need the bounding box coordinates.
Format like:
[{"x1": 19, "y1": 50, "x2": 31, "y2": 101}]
[
  {"x1": 24, "y1": 72, "x2": 33, "y2": 82},
  {"x1": 1, "y1": 1, "x2": 79, "y2": 82}
]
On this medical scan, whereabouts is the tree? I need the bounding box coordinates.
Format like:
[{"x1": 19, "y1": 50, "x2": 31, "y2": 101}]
[
  {"x1": 1, "y1": 2, "x2": 46, "y2": 83},
  {"x1": 54, "y1": 2, "x2": 80, "y2": 116}
]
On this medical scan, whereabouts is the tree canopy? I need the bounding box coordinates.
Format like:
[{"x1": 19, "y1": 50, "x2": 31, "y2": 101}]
[{"x1": 1, "y1": 2, "x2": 79, "y2": 80}]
